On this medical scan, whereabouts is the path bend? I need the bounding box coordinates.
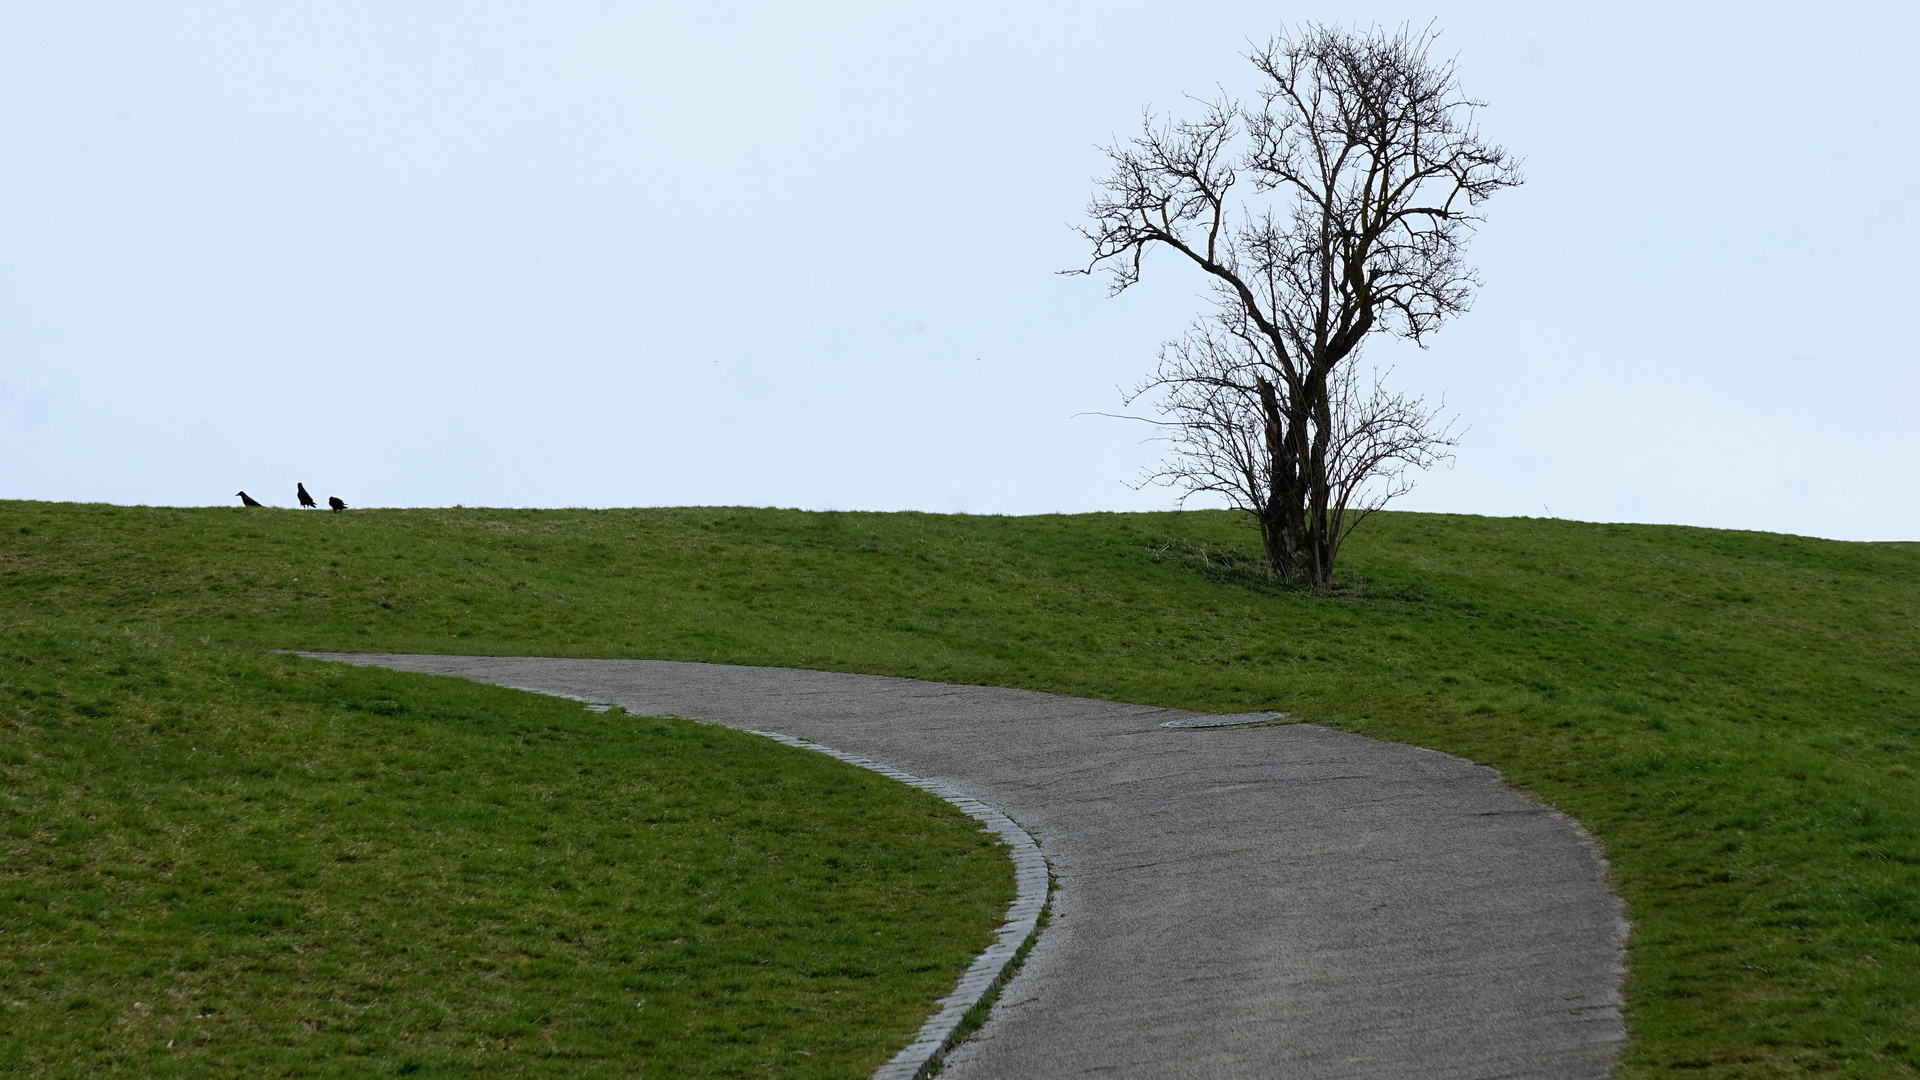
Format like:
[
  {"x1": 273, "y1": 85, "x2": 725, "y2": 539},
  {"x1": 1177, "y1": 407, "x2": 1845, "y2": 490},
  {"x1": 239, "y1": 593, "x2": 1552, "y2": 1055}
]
[{"x1": 301, "y1": 653, "x2": 1628, "y2": 1080}]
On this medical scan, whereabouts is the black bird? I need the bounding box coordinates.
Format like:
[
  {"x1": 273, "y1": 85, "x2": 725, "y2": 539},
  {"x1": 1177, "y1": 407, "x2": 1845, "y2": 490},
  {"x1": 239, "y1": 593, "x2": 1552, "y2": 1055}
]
[
  {"x1": 236, "y1": 491, "x2": 263, "y2": 507},
  {"x1": 296, "y1": 482, "x2": 316, "y2": 508},
  {"x1": 328, "y1": 496, "x2": 347, "y2": 513}
]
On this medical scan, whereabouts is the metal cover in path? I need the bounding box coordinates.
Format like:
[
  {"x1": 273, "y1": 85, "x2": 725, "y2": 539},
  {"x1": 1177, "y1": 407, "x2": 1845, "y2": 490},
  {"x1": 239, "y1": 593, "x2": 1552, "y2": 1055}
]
[{"x1": 1159, "y1": 711, "x2": 1295, "y2": 728}]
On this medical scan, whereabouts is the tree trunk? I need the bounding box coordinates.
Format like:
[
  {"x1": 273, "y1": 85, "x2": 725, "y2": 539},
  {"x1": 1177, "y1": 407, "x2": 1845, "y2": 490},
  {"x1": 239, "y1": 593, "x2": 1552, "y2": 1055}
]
[
  {"x1": 1255, "y1": 376, "x2": 1315, "y2": 585},
  {"x1": 1304, "y1": 365, "x2": 1337, "y2": 590},
  {"x1": 1252, "y1": 371, "x2": 1346, "y2": 591}
]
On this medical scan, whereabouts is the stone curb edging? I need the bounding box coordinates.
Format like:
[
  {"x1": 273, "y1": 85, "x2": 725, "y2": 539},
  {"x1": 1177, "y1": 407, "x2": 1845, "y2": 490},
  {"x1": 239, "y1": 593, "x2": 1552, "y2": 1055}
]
[
  {"x1": 482, "y1": 680, "x2": 1047, "y2": 1079},
  {"x1": 746, "y1": 730, "x2": 1049, "y2": 1080}
]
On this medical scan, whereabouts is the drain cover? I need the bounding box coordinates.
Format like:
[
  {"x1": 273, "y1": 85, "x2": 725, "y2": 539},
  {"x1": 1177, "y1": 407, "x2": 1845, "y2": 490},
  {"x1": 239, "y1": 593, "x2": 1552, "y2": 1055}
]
[{"x1": 1159, "y1": 711, "x2": 1295, "y2": 729}]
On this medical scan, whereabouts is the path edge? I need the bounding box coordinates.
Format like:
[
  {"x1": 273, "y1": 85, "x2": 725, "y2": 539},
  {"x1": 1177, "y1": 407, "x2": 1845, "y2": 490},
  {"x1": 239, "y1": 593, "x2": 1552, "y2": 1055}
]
[
  {"x1": 745, "y1": 730, "x2": 1048, "y2": 1080},
  {"x1": 474, "y1": 670, "x2": 1051, "y2": 1078}
]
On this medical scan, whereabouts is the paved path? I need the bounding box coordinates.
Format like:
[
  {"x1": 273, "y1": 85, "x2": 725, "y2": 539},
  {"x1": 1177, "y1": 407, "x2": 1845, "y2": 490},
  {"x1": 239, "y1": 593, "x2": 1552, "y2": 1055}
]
[{"x1": 303, "y1": 653, "x2": 1627, "y2": 1079}]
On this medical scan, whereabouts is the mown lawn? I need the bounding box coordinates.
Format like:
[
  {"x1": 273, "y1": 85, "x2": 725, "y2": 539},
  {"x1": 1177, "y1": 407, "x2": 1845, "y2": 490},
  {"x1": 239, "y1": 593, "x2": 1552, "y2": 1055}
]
[
  {"x1": 2, "y1": 501, "x2": 1917, "y2": 1077},
  {"x1": 0, "y1": 532, "x2": 1013, "y2": 1076}
]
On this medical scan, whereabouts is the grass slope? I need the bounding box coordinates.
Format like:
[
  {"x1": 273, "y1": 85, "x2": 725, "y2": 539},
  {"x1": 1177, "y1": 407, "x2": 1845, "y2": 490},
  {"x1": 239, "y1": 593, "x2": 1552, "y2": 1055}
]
[
  {"x1": 2, "y1": 501, "x2": 1917, "y2": 1077},
  {"x1": 0, "y1": 531, "x2": 1014, "y2": 1076}
]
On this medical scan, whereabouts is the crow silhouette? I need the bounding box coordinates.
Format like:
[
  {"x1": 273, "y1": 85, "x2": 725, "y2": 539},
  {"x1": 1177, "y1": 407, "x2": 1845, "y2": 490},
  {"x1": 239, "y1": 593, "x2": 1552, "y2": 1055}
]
[
  {"x1": 328, "y1": 496, "x2": 347, "y2": 513},
  {"x1": 236, "y1": 491, "x2": 263, "y2": 507},
  {"x1": 296, "y1": 482, "x2": 316, "y2": 508}
]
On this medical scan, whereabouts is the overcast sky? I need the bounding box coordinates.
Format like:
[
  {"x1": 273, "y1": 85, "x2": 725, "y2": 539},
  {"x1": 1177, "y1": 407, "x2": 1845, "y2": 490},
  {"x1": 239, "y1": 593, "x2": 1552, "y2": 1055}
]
[{"x1": 3, "y1": 2, "x2": 1915, "y2": 540}]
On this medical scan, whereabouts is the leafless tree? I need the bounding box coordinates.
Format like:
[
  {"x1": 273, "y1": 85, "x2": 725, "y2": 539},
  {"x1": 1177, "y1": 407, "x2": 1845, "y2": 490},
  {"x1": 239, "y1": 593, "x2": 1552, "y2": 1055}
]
[{"x1": 1075, "y1": 23, "x2": 1520, "y2": 588}]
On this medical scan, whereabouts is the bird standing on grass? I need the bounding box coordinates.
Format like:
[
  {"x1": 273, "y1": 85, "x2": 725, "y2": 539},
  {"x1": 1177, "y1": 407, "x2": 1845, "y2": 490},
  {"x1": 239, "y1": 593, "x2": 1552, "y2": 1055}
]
[
  {"x1": 297, "y1": 482, "x2": 316, "y2": 508},
  {"x1": 236, "y1": 491, "x2": 263, "y2": 507},
  {"x1": 328, "y1": 496, "x2": 347, "y2": 513}
]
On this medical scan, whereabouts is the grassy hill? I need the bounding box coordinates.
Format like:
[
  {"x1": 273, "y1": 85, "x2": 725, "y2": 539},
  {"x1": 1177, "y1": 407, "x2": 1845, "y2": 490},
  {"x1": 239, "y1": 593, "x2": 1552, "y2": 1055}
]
[
  {"x1": 0, "y1": 509, "x2": 1015, "y2": 1078},
  {"x1": 3, "y1": 501, "x2": 1917, "y2": 1077}
]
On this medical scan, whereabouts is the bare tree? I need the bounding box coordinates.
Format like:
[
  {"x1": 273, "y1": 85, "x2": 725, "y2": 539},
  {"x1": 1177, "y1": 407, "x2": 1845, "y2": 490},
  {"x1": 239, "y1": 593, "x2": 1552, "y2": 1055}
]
[{"x1": 1075, "y1": 23, "x2": 1520, "y2": 588}]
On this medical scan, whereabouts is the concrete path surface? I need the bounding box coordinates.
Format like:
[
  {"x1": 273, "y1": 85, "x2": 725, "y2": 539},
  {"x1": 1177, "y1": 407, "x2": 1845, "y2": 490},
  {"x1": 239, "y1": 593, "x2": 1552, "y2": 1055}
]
[{"x1": 301, "y1": 653, "x2": 1628, "y2": 1079}]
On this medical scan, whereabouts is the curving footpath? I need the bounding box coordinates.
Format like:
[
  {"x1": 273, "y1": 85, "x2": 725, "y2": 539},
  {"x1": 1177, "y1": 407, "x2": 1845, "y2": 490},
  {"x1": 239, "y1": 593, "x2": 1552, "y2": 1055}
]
[{"x1": 301, "y1": 653, "x2": 1628, "y2": 1079}]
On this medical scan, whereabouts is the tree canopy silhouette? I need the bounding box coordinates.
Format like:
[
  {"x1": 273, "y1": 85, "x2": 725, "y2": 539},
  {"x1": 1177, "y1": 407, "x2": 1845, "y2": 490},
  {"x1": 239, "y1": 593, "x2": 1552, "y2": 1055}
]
[{"x1": 1076, "y1": 23, "x2": 1520, "y2": 588}]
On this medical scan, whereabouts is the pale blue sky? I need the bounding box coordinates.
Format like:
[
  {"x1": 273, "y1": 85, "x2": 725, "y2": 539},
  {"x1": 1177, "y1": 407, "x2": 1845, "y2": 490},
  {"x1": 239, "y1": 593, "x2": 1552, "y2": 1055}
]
[{"x1": 3, "y1": 2, "x2": 1915, "y2": 540}]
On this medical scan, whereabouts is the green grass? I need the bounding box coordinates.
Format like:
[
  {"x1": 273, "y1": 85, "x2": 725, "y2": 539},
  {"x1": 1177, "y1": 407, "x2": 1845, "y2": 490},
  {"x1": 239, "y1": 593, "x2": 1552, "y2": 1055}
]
[
  {"x1": 0, "y1": 552, "x2": 1013, "y2": 1076},
  {"x1": 3, "y1": 501, "x2": 1918, "y2": 1077}
]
